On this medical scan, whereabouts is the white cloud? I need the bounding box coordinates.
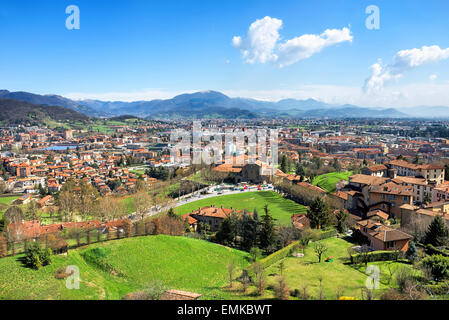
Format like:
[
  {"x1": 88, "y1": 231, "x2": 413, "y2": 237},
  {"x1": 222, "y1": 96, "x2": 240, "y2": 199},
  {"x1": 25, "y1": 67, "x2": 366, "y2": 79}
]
[
  {"x1": 363, "y1": 45, "x2": 449, "y2": 93},
  {"x1": 277, "y1": 27, "x2": 353, "y2": 67},
  {"x1": 232, "y1": 16, "x2": 282, "y2": 64},
  {"x1": 233, "y1": 17, "x2": 352, "y2": 67},
  {"x1": 430, "y1": 74, "x2": 438, "y2": 81}
]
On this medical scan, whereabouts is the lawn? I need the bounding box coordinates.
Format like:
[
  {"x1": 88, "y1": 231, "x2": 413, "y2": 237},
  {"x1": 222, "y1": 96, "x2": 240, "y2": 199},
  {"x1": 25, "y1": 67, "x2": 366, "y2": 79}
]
[
  {"x1": 119, "y1": 196, "x2": 136, "y2": 214},
  {"x1": 312, "y1": 171, "x2": 353, "y2": 193},
  {"x1": 0, "y1": 235, "x2": 250, "y2": 300},
  {"x1": 0, "y1": 196, "x2": 20, "y2": 218},
  {"x1": 264, "y1": 237, "x2": 388, "y2": 299},
  {"x1": 0, "y1": 196, "x2": 20, "y2": 205},
  {"x1": 175, "y1": 191, "x2": 307, "y2": 226},
  {"x1": 352, "y1": 260, "x2": 418, "y2": 287}
]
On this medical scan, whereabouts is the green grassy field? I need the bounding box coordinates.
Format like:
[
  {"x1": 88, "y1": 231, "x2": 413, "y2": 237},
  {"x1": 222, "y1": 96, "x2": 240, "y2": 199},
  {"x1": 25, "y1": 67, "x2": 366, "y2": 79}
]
[
  {"x1": 120, "y1": 196, "x2": 136, "y2": 214},
  {"x1": 0, "y1": 196, "x2": 20, "y2": 205},
  {"x1": 352, "y1": 260, "x2": 418, "y2": 287},
  {"x1": 0, "y1": 235, "x2": 250, "y2": 300},
  {"x1": 0, "y1": 196, "x2": 20, "y2": 218},
  {"x1": 265, "y1": 237, "x2": 387, "y2": 299},
  {"x1": 175, "y1": 191, "x2": 307, "y2": 226},
  {"x1": 312, "y1": 171, "x2": 353, "y2": 193}
]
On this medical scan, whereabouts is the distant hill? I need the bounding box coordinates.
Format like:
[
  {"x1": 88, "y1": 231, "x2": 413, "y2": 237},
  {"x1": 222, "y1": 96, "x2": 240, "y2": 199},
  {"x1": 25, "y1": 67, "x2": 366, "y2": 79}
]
[
  {"x1": 79, "y1": 90, "x2": 404, "y2": 119},
  {"x1": 0, "y1": 90, "x2": 107, "y2": 117},
  {"x1": 401, "y1": 106, "x2": 449, "y2": 119},
  {"x1": 0, "y1": 98, "x2": 89, "y2": 126}
]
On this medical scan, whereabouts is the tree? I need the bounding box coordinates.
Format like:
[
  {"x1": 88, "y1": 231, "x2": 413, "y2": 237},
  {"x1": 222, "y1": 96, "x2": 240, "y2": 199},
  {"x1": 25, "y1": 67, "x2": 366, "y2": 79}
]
[
  {"x1": 299, "y1": 236, "x2": 310, "y2": 254},
  {"x1": 253, "y1": 262, "x2": 266, "y2": 296},
  {"x1": 295, "y1": 163, "x2": 305, "y2": 177},
  {"x1": 215, "y1": 214, "x2": 238, "y2": 246},
  {"x1": 280, "y1": 154, "x2": 288, "y2": 173},
  {"x1": 94, "y1": 196, "x2": 125, "y2": 221},
  {"x1": 135, "y1": 178, "x2": 147, "y2": 192},
  {"x1": 24, "y1": 242, "x2": 52, "y2": 270},
  {"x1": 274, "y1": 276, "x2": 290, "y2": 300},
  {"x1": 78, "y1": 180, "x2": 99, "y2": 220},
  {"x1": 277, "y1": 226, "x2": 301, "y2": 249},
  {"x1": 227, "y1": 261, "x2": 236, "y2": 288},
  {"x1": 306, "y1": 197, "x2": 331, "y2": 229},
  {"x1": 133, "y1": 191, "x2": 153, "y2": 220},
  {"x1": 259, "y1": 205, "x2": 277, "y2": 254},
  {"x1": 3, "y1": 206, "x2": 24, "y2": 224},
  {"x1": 0, "y1": 180, "x2": 7, "y2": 194},
  {"x1": 24, "y1": 201, "x2": 39, "y2": 221},
  {"x1": 58, "y1": 179, "x2": 79, "y2": 221},
  {"x1": 313, "y1": 242, "x2": 328, "y2": 263},
  {"x1": 249, "y1": 247, "x2": 262, "y2": 263},
  {"x1": 405, "y1": 241, "x2": 419, "y2": 263},
  {"x1": 424, "y1": 215, "x2": 449, "y2": 247},
  {"x1": 335, "y1": 209, "x2": 349, "y2": 233},
  {"x1": 167, "y1": 208, "x2": 177, "y2": 219},
  {"x1": 421, "y1": 255, "x2": 449, "y2": 281},
  {"x1": 239, "y1": 212, "x2": 259, "y2": 251},
  {"x1": 0, "y1": 233, "x2": 7, "y2": 257}
]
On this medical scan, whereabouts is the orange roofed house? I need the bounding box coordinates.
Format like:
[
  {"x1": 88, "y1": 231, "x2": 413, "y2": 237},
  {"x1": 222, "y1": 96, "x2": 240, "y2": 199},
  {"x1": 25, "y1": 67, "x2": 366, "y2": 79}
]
[
  {"x1": 368, "y1": 182, "x2": 413, "y2": 219},
  {"x1": 356, "y1": 220, "x2": 412, "y2": 252},
  {"x1": 185, "y1": 206, "x2": 243, "y2": 232}
]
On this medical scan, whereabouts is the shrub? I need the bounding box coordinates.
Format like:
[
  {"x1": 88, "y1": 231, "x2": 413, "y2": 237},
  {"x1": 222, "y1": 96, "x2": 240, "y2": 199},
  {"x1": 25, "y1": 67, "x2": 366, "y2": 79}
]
[
  {"x1": 273, "y1": 276, "x2": 290, "y2": 300},
  {"x1": 424, "y1": 244, "x2": 449, "y2": 257},
  {"x1": 122, "y1": 291, "x2": 150, "y2": 300},
  {"x1": 395, "y1": 267, "x2": 413, "y2": 293},
  {"x1": 350, "y1": 250, "x2": 401, "y2": 264},
  {"x1": 338, "y1": 296, "x2": 357, "y2": 300},
  {"x1": 54, "y1": 266, "x2": 74, "y2": 279},
  {"x1": 425, "y1": 282, "x2": 449, "y2": 295},
  {"x1": 24, "y1": 242, "x2": 52, "y2": 269},
  {"x1": 405, "y1": 241, "x2": 419, "y2": 262},
  {"x1": 317, "y1": 228, "x2": 338, "y2": 240},
  {"x1": 143, "y1": 280, "x2": 167, "y2": 300},
  {"x1": 420, "y1": 254, "x2": 449, "y2": 281}
]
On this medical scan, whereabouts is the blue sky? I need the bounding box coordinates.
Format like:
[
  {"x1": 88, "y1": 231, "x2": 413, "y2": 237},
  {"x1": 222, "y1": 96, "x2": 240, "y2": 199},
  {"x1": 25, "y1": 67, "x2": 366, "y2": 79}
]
[{"x1": 1, "y1": 0, "x2": 449, "y2": 107}]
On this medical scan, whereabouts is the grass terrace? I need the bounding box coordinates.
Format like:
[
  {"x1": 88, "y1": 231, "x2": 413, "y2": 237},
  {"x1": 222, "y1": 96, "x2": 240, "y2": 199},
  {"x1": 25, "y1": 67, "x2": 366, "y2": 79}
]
[
  {"x1": 0, "y1": 235, "x2": 250, "y2": 300},
  {"x1": 174, "y1": 191, "x2": 307, "y2": 226},
  {"x1": 312, "y1": 171, "x2": 353, "y2": 193}
]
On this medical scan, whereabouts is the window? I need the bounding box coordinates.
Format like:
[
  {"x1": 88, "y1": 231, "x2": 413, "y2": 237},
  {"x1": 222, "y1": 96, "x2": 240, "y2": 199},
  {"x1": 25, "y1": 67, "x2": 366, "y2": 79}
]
[{"x1": 387, "y1": 241, "x2": 395, "y2": 249}]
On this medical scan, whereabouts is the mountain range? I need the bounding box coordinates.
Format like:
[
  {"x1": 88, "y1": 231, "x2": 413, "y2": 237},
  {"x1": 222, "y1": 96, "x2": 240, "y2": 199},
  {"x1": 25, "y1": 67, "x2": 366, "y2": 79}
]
[
  {"x1": 0, "y1": 89, "x2": 447, "y2": 120},
  {"x1": 0, "y1": 98, "x2": 89, "y2": 126}
]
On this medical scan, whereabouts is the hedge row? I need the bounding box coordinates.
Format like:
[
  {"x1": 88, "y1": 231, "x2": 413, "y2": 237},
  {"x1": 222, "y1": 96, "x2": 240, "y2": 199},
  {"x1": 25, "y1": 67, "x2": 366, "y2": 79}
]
[
  {"x1": 425, "y1": 283, "x2": 449, "y2": 295},
  {"x1": 317, "y1": 229, "x2": 338, "y2": 240},
  {"x1": 246, "y1": 228, "x2": 338, "y2": 273},
  {"x1": 253, "y1": 241, "x2": 300, "y2": 271},
  {"x1": 350, "y1": 250, "x2": 402, "y2": 264},
  {"x1": 423, "y1": 244, "x2": 449, "y2": 257}
]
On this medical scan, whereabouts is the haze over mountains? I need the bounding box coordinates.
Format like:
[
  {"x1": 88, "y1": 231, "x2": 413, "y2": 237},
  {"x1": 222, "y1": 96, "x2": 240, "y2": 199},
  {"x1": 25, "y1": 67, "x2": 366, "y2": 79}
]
[{"x1": 0, "y1": 89, "x2": 446, "y2": 120}]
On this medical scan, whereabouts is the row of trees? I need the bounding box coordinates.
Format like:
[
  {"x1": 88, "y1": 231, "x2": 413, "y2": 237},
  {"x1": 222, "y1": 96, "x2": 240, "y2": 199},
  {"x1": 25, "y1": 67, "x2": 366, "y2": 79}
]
[{"x1": 215, "y1": 205, "x2": 300, "y2": 254}]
